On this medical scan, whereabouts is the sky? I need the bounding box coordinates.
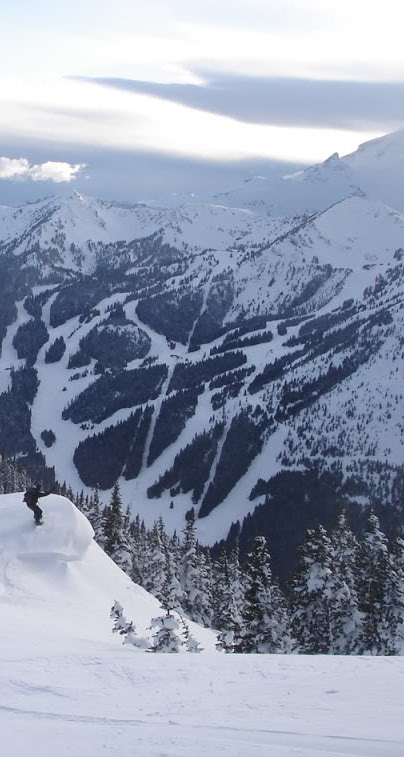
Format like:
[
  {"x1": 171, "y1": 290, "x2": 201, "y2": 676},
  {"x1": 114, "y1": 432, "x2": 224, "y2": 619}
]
[{"x1": 1, "y1": 0, "x2": 404, "y2": 203}]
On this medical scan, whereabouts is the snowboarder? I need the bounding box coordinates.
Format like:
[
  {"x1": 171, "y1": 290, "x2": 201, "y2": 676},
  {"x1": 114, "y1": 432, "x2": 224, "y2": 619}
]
[{"x1": 23, "y1": 485, "x2": 52, "y2": 525}]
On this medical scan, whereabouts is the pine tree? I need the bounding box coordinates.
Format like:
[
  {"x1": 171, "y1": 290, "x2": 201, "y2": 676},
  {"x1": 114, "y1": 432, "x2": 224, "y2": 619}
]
[
  {"x1": 179, "y1": 511, "x2": 200, "y2": 615},
  {"x1": 144, "y1": 521, "x2": 167, "y2": 601},
  {"x1": 111, "y1": 600, "x2": 129, "y2": 634},
  {"x1": 181, "y1": 618, "x2": 203, "y2": 653},
  {"x1": 234, "y1": 536, "x2": 292, "y2": 653},
  {"x1": 161, "y1": 546, "x2": 184, "y2": 614},
  {"x1": 116, "y1": 505, "x2": 133, "y2": 575},
  {"x1": 149, "y1": 612, "x2": 182, "y2": 653},
  {"x1": 110, "y1": 601, "x2": 149, "y2": 649},
  {"x1": 130, "y1": 515, "x2": 148, "y2": 585},
  {"x1": 290, "y1": 526, "x2": 333, "y2": 654},
  {"x1": 88, "y1": 485, "x2": 103, "y2": 543},
  {"x1": 100, "y1": 503, "x2": 111, "y2": 551},
  {"x1": 357, "y1": 513, "x2": 392, "y2": 655},
  {"x1": 179, "y1": 511, "x2": 213, "y2": 625},
  {"x1": 228, "y1": 542, "x2": 245, "y2": 628},
  {"x1": 216, "y1": 629, "x2": 235, "y2": 653},
  {"x1": 193, "y1": 548, "x2": 214, "y2": 627},
  {"x1": 387, "y1": 536, "x2": 404, "y2": 654},
  {"x1": 103, "y1": 483, "x2": 129, "y2": 569},
  {"x1": 329, "y1": 512, "x2": 362, "y2": 654},
  {"x1": 213, "y1": 549, "x2": 242, "y2": 639}
]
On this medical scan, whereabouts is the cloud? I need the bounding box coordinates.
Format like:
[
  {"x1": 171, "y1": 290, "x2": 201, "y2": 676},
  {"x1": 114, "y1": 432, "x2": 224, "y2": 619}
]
[
  {"x1": 83, "y1": 74, "x2": 404, "y2": 132},
  {"x1": 0, "y1": 137, "x2": 304, "y2": 206},
  {"x1": 0, "y1": 156, "x2": 85, "y2": 182}
]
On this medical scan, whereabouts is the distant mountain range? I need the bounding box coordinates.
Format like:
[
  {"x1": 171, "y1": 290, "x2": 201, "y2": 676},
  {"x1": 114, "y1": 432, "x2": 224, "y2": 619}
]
[{"x1": 0, "y1": 129, "x2": 403, "y2": 570}]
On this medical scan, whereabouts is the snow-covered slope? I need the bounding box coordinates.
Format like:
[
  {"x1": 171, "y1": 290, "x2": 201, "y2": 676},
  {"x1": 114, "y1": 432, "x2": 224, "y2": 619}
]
[
  {"x1": 1, "y1": 497, "x2": 404, "y2": 757},
  {"x1": 0, "y1": 493, "x2": 213, "y2": 648}
]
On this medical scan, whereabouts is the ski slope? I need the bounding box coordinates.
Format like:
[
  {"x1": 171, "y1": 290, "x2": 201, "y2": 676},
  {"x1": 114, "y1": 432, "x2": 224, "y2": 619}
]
[{"x1": 1, "y1": 493, "x2": 404, "y2": 756}]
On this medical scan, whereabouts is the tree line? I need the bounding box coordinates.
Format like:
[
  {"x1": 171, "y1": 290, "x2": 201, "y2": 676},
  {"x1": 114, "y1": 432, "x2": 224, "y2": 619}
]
[{"x1": 63, "y1": 481, "x2": 404, "y2": 655}]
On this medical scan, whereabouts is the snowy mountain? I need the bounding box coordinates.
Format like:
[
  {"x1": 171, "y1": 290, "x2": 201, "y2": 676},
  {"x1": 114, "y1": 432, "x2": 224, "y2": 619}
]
[
  {"x1": 211, "y1": 128, "x2": 404, "y2": 216},
  {"x1": 0, "y1": 129, "x2": 403, "y2": 567}
]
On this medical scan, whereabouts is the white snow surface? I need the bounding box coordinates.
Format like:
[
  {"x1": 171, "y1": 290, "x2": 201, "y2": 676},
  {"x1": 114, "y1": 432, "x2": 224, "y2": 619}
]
[{"x1": 1, "y1": 493, "x2": 404, "y2": 756}]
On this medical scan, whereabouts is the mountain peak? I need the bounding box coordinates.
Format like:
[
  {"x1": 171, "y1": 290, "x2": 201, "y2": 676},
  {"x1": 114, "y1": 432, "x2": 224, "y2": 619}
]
[{"x1": 323, "y1": 152, "x2": 340, "y2": 164}]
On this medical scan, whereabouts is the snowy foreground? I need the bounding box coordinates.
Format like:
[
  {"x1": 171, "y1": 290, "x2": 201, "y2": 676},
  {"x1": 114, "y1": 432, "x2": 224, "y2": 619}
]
[{"x1": 1, "y1": 494, "x2": 404, "y2": 756}]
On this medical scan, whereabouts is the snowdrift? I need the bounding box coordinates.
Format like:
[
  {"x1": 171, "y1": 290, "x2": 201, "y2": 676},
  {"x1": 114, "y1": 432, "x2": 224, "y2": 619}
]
[
  {"x1": 0, "y1": 492, "x2": 94, "y2": 561},
  {"x1": 0, "y1": 493, "x2": 214, "y2": 650}
]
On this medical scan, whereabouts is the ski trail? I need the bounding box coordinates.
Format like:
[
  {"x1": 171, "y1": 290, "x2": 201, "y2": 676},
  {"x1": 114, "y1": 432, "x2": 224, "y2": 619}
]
[
  {"x1": 186, "y1": 270, "x2": 214, "y2": 352},
  {"x1": 0, "y1": 299, "x2": 30, "y2": 394},
  {"x1": 196, "y1": 411, "x2": 230, "y2": 513}
]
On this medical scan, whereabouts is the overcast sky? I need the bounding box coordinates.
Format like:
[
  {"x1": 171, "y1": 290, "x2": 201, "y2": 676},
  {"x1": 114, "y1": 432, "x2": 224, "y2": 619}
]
[{"x1": 1, "y1": 0, "x2": 403, "y2": 203}]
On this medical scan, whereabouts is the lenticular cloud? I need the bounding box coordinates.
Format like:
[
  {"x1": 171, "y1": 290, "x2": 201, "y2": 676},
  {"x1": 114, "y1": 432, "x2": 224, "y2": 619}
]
[{"x1": 0, "y1": 156, "x2": 85, "y2": 182}]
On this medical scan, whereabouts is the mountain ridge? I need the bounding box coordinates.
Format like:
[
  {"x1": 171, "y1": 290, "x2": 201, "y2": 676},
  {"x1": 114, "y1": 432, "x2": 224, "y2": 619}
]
[{"x1": 0, "y1": 129, "x2": 403, "y2": 554}]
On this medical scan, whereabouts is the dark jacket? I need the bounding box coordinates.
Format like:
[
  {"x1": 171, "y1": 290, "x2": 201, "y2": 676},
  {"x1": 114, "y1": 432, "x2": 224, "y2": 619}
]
[{"x1": 23, "y1": 487, "x2": 51, "y2": 507}]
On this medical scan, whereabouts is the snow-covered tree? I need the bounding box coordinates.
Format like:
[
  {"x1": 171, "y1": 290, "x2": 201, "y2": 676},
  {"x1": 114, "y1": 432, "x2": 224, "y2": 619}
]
[
  {"x1": 228, "y1": 542, "x2": 245, "y2": 627},
  {"x1": 0, "y1": 456, "x2": 31, "y2": 493},
  {"x1": 216, "y1": 629, "x2": 235, "y2": 653},
  {"x1": 87, "y1": 485, "x2": 103, "y2": 543},
  {"x1": 143, "y1": 522, "x2": 167, "y2": 601},
  {"x1": 291, "y1": 525, "x2": 334, "y2": 654},
  {"x1": 193, "y1": 548, "x2": 214, "y2": 627},
  {"x1": 387, "y1": 536, "x2": 404, "y2": 654},
  {"x1": 329, "y1": 512, "x2": 362, "y2": 654},
  {"x1": 357, "y1": 513, "x2": 392, "y2": 655},
  {"x1": 181, "y1": 618, "x2": 203, "y2": 653},
  {"x1": 102, "y1": 483, "x2": 132, "y2": 571},
  {"x1": 213, "y1": 549, "x2": 242, "y2": 639},
  {"x1": 234, "y1": 536, "x2": 292, "y2": 653},
  {"x1": 111, "y1": 600, "x2": 128, "y2": 634},
  {"x1": 110, "y1": 600, "x2": 149, "y2": 649},
  {"x1": 149, "y1": 612, "x2": 182, "y2": 653},
  {"x1": 180, "y1": 511, "x2": 213, "y2": 625},
  {"x1": 130, "y1": 515, "x2": 148, "y2": 585},
  {"x1": 161, "y1": 546, "x2": 184, "y2": 614}
]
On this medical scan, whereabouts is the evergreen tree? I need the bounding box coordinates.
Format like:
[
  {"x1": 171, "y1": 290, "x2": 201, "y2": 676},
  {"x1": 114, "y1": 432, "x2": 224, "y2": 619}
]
[
  {"x1": 103, "y1": 484, "x2": 122, "y2": 556},
  {"x1": 193, "y1": 548, "x2": 214, "y2": 627},
  {"x1": 179, "y1": 510, "x2": 200, "y2": 615},
  {"x1": 213, "y1": 549, "x2": 242, "y2": 638},
  {"x1": 290, "y1": 526, "x2": 334, "y2": 654},
  {"x1": 100, "y1": 503, "x2": 111, "y2": 551},
  {"x1": 329, "y1": 512, "x2": 362, "y2": 654},
  {"x1": 87, "y1": 485, "x2": 103, "y2": 543},
  {"x1": 216, "y1": 629, "x2": 235, "y2": 653},
  {"x1": 130, "y1": 515, "x2": 148, "y2": 585},
  {"x1": 110, "y1": 600, "x2": 149, "y2": 649},
  {"x1": 179, "y1": 511, "x2": 213, "y2": 625},
  {"x1": 228, "y1": 542, "x2": 245, "y2": 627},
  {"x1": 144, "y1": 521, "x2": 167, "y2": 601},
  {"x1": 235, "y1": 536, "x2": 292, "y2": 653},
  {"x1": 149, "y1": 612, "x2": 182, "y2": 653},
  {"x1": 103, "y1": 483, "x2": 132, "y2": 570},
  {"x1": 357, "y1": 513, "x2": 392, "y2": 655},
  {"x1": 181, "y1": 618, "x2": 203, "y2": 653},
  {"x1": 117, "y1": 505, "x2": 134, "y2": 575},
  {"x1": 111, "y1": 600, "x2": 130, "y2": 635},
  {"x1": 387, "y1": 536, "x2": 404, "y2": 654},
  {"x1": 161, "y1": 546, "x2": 184, "y2": 614}
]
